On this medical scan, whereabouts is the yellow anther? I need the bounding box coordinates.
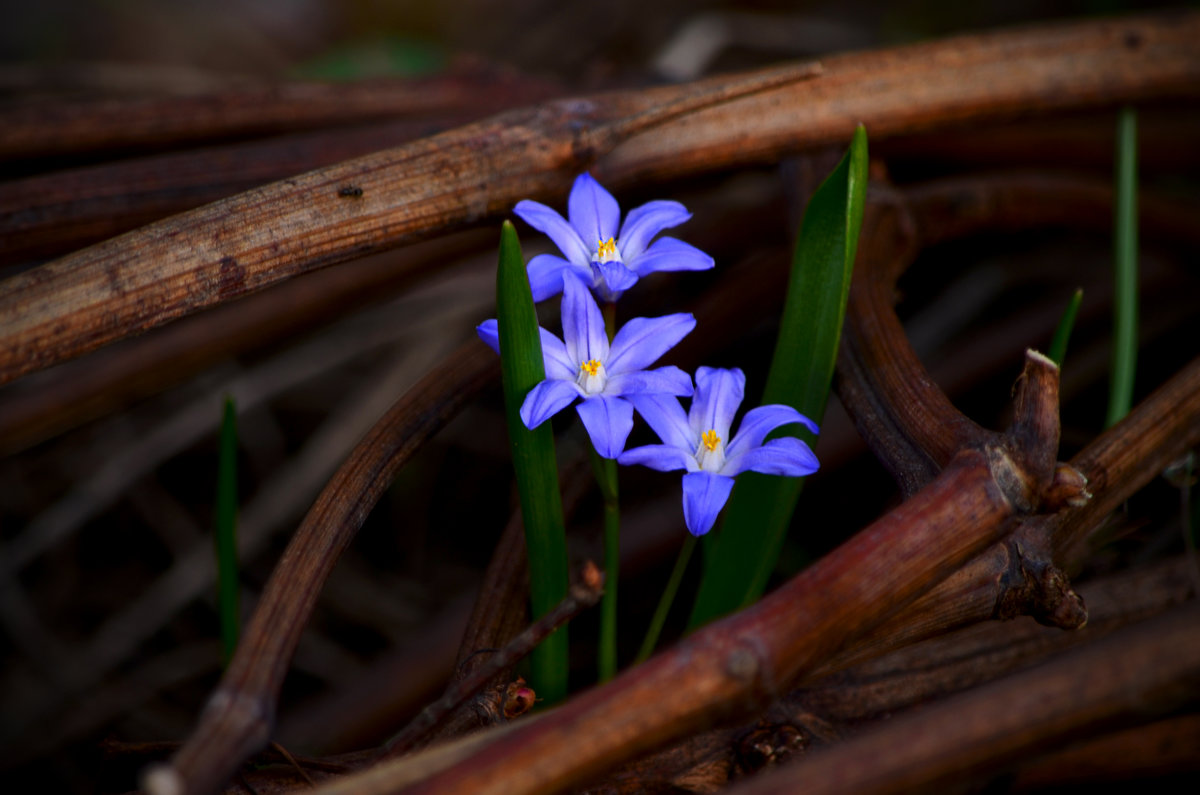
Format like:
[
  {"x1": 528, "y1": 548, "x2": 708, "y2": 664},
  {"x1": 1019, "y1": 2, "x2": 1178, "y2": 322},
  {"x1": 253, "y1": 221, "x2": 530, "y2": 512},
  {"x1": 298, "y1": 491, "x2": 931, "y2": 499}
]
[
  {"x1": 701, "y1": 429, "x2": 721, "y2": 452},
  {"x1": 580, "y1": 359, "x2": 602, "y2": 377},
  {"x1": 596, "y1": 237, "x2": 617, "y2": 259}
]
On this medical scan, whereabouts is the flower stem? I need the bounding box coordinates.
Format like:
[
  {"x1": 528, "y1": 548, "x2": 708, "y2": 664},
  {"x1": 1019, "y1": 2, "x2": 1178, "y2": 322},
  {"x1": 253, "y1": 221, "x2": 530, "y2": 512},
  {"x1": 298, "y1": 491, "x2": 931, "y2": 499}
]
[
  {"x1": 592, "y1": 449, "x2": 620, "y2": 682},
  {"x1": 635, "y1": 535, "x2": 696, "y2": 664},
  {"x1": 596, "y1": 298, "x2": 621, "y2": 682}
]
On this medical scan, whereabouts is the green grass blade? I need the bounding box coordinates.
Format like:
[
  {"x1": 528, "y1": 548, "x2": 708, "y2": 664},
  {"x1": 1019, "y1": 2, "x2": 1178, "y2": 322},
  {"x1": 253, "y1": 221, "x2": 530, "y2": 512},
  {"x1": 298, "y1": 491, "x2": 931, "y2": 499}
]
[
  {"x1": 496, "y1": 220, "x2": 570, "y2": 703},
  {"x1": 215, "y1": 396, "x2": 240, "y2": 665},
  {"x1": 1107, "y1": 106, "x2": 1138, "y2": 427},
  {"x1": 688, "y1": 125, "x2": 868, "y2": 629},
  {"x1": 1047, "y1": 288, "x2": 1083, "y2": 367}
]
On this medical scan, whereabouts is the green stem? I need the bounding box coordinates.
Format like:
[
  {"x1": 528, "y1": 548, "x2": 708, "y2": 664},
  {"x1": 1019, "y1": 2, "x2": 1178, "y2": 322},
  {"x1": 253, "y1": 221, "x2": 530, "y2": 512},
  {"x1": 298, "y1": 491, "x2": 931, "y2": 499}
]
[
  {"x1": 635, "y1": 535, "x2": 696, "y2": 664},
  {"x1": 602, "y1": 301, "x2": 617, "y2": 338},
  {"x1": 1107, "y1": 106, "x2": 1138, "y2": 427},
  {"x1": 595, "y1": 298, "x2": 621, "y2": 682},
  {"x1": 592, "y1": 440, "x2": 620, "y2": 681}
]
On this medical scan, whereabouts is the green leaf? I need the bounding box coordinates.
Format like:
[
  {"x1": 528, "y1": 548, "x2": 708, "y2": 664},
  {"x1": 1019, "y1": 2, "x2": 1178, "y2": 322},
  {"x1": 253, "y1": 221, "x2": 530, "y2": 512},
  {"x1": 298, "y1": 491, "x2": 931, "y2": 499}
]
[
  {"x1": 689, "y1": 125, "x2": 868, "y2": 629},
  {"x1": 1107, "y1": 106, "x2": 1138, "y2": 428},
  {"x1": 496, "y1": 220, "x2": 570, "y2": 703},
  {"x1": 1047, "y1": 288, "x2": 1083, "y2": 368},
  {"x1": 215, "y1": 396, "x2": 240, "y2": 665}
]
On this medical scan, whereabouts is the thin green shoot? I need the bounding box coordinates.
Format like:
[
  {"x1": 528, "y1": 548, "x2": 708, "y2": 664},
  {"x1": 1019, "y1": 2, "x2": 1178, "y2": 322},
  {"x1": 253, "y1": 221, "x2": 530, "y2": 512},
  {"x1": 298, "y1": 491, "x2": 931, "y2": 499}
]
[
  {"x1": 1106, "y1": 106, "x2": 1138, "y2": 427},
  {"x1": 635, "y1": 535, "x2": 696, "y2": 664},
  {"x1": 1047, "y1": 288, "x2": 1083, "y2": 368}
]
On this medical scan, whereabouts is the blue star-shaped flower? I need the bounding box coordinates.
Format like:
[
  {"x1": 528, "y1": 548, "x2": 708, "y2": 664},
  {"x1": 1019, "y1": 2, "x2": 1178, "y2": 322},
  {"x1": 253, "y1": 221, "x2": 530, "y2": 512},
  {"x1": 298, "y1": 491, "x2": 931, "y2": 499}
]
[
  {"x1": 619, "y1": 367, "x2": 820, "y2": 536},
  {"x1": 478, "y1": 275, "x2": 695, "y2": 458},
  {"x1": 514, "y1": 173, "x2": 714, "y2": 303}
]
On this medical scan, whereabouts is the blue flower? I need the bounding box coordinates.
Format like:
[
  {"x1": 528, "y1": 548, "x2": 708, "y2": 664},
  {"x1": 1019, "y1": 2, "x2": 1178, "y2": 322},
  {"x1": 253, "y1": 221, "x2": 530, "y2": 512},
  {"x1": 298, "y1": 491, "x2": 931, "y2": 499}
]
[
  {"x1": 618, "y1": 367, "x2": 820, "y2": 536},
  {"x1": 514, "y1": 173, "x2": 714, "y2": 303},
  {"x1": 477, "y1": 275, "x2": 695, "y2": 458}
]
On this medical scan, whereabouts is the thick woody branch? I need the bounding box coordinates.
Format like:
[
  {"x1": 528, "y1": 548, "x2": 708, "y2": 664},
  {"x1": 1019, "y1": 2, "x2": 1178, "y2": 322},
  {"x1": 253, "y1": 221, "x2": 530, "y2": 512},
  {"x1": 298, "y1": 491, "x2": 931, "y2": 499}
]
[
  {"x1": 5, "y1": 12, "x2": 1199, "y2": 386},
  {"x1": 590, "y1": 555, "x2": 1198, "y2": 791},
  {"x1": 0, "y1": 64, "x2": 818, "y2": 385},
  {"x1": 732, "y1": 603, "x2": 1200, "y2": 795},
  {"x1": 341, "y1": 447, "x2": 1039, "y2": 795},
  {"x1": 601, "y1": 13, "x2": 1200, "y2": 184},
  {"x1": 823, "y1": 354, "x2": 1200, "y2": 671},
  {"x1": 835, "y1": 197, "x2": 991, "y2": 495}
]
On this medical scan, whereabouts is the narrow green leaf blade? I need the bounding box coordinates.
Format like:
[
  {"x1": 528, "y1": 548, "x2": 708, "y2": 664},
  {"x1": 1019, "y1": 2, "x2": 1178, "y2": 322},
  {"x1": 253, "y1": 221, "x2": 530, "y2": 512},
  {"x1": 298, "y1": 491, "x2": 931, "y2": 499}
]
[
  {"x1": 1107, "y1": 106, "x2": 1138, "y2": 428},
  {"x1": 1047, "y1": 287, "x2": 1083, "y2": 367},
  {"x1": 689, "y1": 125, "x2": 868, "y2": 628},
  {"x1": 215, "y1": 396, "x2": 240, "y2": 665},
  {"x1": 496, "y1": 220, "x2": 570, "y2": 702}
]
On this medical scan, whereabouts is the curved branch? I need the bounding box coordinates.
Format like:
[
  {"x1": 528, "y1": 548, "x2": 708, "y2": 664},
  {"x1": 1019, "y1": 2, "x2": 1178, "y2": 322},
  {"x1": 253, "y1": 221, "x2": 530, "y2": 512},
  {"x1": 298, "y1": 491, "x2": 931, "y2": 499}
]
[{"x1": 145, "y1": 341, "x2": 497, "y2": 795}]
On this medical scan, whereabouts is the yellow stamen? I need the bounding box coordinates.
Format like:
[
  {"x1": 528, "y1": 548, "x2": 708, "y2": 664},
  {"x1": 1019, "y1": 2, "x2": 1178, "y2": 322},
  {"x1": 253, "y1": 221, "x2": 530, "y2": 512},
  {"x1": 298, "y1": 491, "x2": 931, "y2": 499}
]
[
  {"x1": 596, "y1": 237, "x2": 617, "y2": 259},
  {"x1": 580, "y1": 359, "x2": 602, "y2": 377},
  {"x1": 701, "y1": 429, "x2": 721, "y2": 452}
]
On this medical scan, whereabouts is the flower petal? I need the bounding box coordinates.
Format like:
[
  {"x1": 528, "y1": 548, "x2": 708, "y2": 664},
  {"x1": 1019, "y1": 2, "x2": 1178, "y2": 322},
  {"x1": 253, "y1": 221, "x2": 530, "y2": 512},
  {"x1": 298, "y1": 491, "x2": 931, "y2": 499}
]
[
  {"x1": 475, "y1": 319, "x2": 575, "y2": 382},
  {"x1": 618, "y1": 444, "x2": 695, "y2": 473},
  {"x1": 514, "y1": 200, "x2": 591, "y2": 265},
  {"x1": 690, "y1": 367, "x2": 745, "y2": 442},
  {"x1": 617, "y1": 200, "x2": 691, "y2": 260},
  {"x1": 590, "y1": 259, "x2": 639, "y2": 302},
  {"x1": 520, "y1": 379, "x2": 582, "y2": 429},
  {"x1": 561, "y1": 274, "x2": 609, "y2": 365},
  {"x1": 576, "y1": 394, "x2": 635, "y2": 458},
  {"x1": 568, "y1": 173, "x2": 621, "y2": 250},
  {"x1": 723, "y1": 437, "x2": 820, "y2": 478},
  {"x1": 539, "y1": 329, "x2": 576, "y2": 381},
  {"x1": 625, "y1": 393, "x2": 694, "y2": 451},
  {"x1": 725, "y1": 404, "x2": 820, "y2": 461},
  {"x1": 681, "y1": 471, "x2": 735, "y2": 537},
  {"x1": 476, "y1": 319, "x2": 500, "y2": 354},
  {"x1": 526, "y1": 253, "x2": 586, "y2": 302},
  {"x1": 606, "y1": 365, "x2": 693, "y2": 398},
  {"x1": 628, "y1": 237, "x2": 714, "y2": 278},
  {"x1": 606, "y1": 313, "x2": 696, "y2": 374}
]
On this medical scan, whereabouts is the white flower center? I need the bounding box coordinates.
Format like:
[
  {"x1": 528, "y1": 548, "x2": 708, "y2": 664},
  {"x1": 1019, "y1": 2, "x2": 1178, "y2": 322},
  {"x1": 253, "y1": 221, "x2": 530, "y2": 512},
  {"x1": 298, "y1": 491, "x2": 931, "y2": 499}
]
[
  {"x1": 577, "y1": 359, "x2": 608, "y2": 394},
  {"x1": 695, "y1": 429, "x2": 726, "y2": 472},
  {"x1": 595, "y1": 237, "x2": 621, "y2": 263}
]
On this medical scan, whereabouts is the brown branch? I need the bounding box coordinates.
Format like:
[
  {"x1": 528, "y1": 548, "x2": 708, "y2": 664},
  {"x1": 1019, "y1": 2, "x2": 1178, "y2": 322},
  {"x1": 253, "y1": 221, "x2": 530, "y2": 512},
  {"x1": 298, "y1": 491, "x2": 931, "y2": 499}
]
[
  {"x1": 820, "y1": 154, "x2": 1200, "y2": 665},
  {"x1": 0, "y1": 63, "x2": 820, "y2": 386},
  {"x1": 6, "y1": 12, "x2": 1200, "y2": 388},
  {"x1": 142, "y1": 341, "x2": 497, "y2": 795},
  {"x1": 379, "y1": 562, "x2": 603, "y2": 759},
  {"x1": 345, "y1": 416, "x2": 1057, "y2": 793},
  {"x1": 836, "y1": 194, "x2": 992, "y2": 494},
  {"x1": 0, "y1": 228, "x2": 495, "y2": 455},
  {"x1": 600, "y1": 12, "x2": 1200, "y2": 185},
  {"x1": 820, "y1": 352, "x2": 1200, "y2": 675},
  {"x1": 0, "y1": 66, "x2": 560, "y2": 160},
  {"x1": 730, "y1": 602, "x2": 1200, "y2": 795},
  {"x1": 1008, "y1": 712, "x2": 1200, "y2": 788},
  {"x1": 797, "y1": 555, "x2": 1199, "y2": 726},
  {"x1": 0, "y1": 117, "x2": 480, "y2": 267},
  {"x1": 316, "y1": 330, "x2": 1200, "y2": 794},
  {"x1": 590, "y1": 554, "x2": 1198, "y2": 791}
]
